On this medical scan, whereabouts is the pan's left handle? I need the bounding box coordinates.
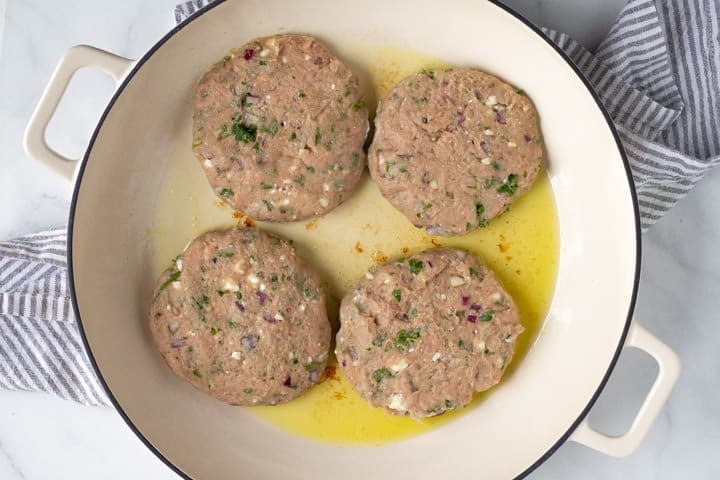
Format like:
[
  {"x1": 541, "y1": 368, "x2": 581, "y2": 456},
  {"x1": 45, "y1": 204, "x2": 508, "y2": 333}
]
[{"x1": 23, "y1": 45, "x2": 134, "y2": 181}]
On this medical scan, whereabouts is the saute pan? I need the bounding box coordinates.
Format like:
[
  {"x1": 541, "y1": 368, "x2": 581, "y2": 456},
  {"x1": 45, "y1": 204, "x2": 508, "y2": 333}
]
[{"x1": 23, "y1": 0, "x2": 680, "y2": 478}]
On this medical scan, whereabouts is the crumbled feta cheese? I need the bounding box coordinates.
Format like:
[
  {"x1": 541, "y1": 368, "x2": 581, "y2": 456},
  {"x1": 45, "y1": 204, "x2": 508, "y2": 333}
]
[
  {"x1": 432, "y1": 352, "x2": 442, "y2": 362},
  {"x1": 480, "y1": 157, "x2": 491, "y2": 165},
  {"x1": 507, "y1": 142, "x2": 517, "y2": 148},
  {"x1": 485, "y1": 95, "x2": 498, "y2": 106},
  {"x1": 449, "y1": 276, "x2": 466, "y2": 287},
  {"x1": 484, "y1": 129, "x2": 494, "y2": 136},
  {"x1": 475, "y1": 340, "x2": 486, "y2": 351},
  {"x1": 247, "y1": 274, "x2": 260, "y2": 285},
  {"x1": 365, "y1": 272, "x2": 374, "y2": 280},
  {"x1": 175, "y1": 258, "x2": 183, "y2": 271},
  {"x1": 259, "y1": 283, "x2": 266, "y2": 292},
  {"x1": 171, "y1": 281, "x2": 182, "y2": 290},
  {"x1": 388, "y1": 393, "x2": 407, "y2": 411},
  {"x1": 319, "y1": 198, "x2": 329, "y2": 208},
  {"x1": 430, "y1": 179, "x2": 439, "y2": 189},
  {"x1": 259, "y1": 49, "x2": 269, "y2": 57},
  {"x1": 274, "y1": 312, "x2": 284, "y2": 321},
  {"x1": 390, "y1": 359, "x2": 408, "y2": 373},
  {"x1": 299, "y1": 304, "x2": 306, "y2": 312},
  {"x1": 203, "y1": 159, "x2": 212, "y2": 168},
  {"x1": 322, "y1": 183, "x2": 330, "y2": 192},
  {"x1": 491, "y1": 292, "x2": 502, "y2": 303},
  {"x1": 231, "y1": 351, "x2": 242, "y2": 360},
  {"x1": 223, "y1": 279, "x2": 239, "y2": 291},
  {"x1": 279, "y1": 198, "x2": 290, "y2": 206}
]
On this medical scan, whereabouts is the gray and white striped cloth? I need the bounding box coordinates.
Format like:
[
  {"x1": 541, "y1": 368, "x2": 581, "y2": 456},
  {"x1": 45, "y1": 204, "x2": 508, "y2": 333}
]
[{"x1": 1, "y1": 0, "x2": 718, "y2": 406}]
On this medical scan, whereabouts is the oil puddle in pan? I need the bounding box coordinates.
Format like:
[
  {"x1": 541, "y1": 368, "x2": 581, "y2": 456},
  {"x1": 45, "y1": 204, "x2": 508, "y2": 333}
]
[{"x1": 152, "y1": 44, "x2": 559, "y2": 445}]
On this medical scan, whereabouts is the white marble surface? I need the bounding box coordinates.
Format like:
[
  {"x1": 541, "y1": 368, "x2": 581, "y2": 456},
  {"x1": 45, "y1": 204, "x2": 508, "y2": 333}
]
[{"x1": 1, "y1": 0, "x2": 719, "y2": 478}]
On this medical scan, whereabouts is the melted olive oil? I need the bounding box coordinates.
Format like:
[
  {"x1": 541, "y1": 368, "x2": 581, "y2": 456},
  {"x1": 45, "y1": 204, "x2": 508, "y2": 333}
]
[{"x1": 152, "y1": 44, "x2": 559, "y2": 445}]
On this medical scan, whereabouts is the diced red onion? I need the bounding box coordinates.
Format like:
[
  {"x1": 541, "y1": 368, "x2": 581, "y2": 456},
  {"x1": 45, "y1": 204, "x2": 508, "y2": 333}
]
[
  {"x1": 427, "y1": 261, "x2": 433, "y2": 268},
  {"x1": 494, "y1": 110, "x2": 505, "y2": 124},
  {"x1": 262, "y1": 314, "x2": 276, "y2": 324},
  {"x1": 235, "y1": 301, "x2": 245, "y2": 312},
  {"x1": 462, "y1": 295, "x2": 470, "y2": 305},
  {"x1": 314, "y1": 56, "x2": 323, "y2": 65},
  {"x1": 243, "y1": 48, "x2": 254, "y2": 60},
  {"x1": 170, "y1": 338, "x2": 185, "y2": 348},
  {"x1": 283, "y1": 375, "x2": 292, "y2": 387},
  {"x1": 470, "y1": 304, "x2": 482, "y2": 311},
  {"x1": 257, "y1": 291, "x2": 267, "y2": 305},
  {"x1": 474, "y1": 89, "x2": 483, "y2": 101},
  {"x1": 342, "y1": 360, "x2": 347, "y2": 367},
  {"x1": 309, "y1": 370, "x2": 320, "y2": 383},
  {"x1": 524, "y1": 134, "x2": 532, "y2": 143},
  {"x1": 241, "y1": 334, "x2": 258, "y2": 350},
  {"x1": 467, "y1": 314, "x2": 477, "y2": 323},
  {"x1": 481, "y1": 141, "x2": 491, "y2": 153},
  {"x1": 245, "y1": 92, "x2": 259, "y2": 104}
]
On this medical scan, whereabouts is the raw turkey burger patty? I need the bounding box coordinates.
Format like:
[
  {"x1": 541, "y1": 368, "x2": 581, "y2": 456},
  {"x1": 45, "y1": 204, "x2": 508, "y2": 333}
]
[
  {"x1": 336, "y1": 248, "x2": 523, "y2": 419},
  {"x1": 149, "y1": 227, "x2": 331, "y2": 406},
  {"x1": 368, "y1": 67, "x2": 544, "y2": 236},
  {"x1": 192, "y1": 34, "x2": 369, "y2": 221}
]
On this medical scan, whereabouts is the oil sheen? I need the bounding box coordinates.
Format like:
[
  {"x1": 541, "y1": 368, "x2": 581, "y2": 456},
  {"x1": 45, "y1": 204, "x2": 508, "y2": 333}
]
[{"x1": 152, "y1": 43, "x2": 559, "y2": 446}]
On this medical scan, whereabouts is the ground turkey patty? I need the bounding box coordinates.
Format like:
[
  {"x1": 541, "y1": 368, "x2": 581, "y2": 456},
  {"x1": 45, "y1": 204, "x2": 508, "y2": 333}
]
[
  {"x1": 336, "y1": 248, "x2": 523, "y2": 419},
  {"x1": 368, "y1": 68, "x2": 544, "y2": 236},
  {"x1": 149, "y1": 227, "x2": 331, "y2": 406},
  {"x1": 193, "y1": 34, "x2": 369, "y2": 221}
]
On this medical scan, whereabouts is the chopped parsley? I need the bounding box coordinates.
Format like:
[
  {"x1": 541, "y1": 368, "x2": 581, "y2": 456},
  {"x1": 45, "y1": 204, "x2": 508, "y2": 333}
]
[
  {"x1": 235, "y1": 291, "x2": 243, "y2": 300},
  {"x1": 153, "y1": 270, "x2": 181, "y2": 301},
  {"x1": 262, "y1": 200, "x2": 273, "y2": 211},
  {"x1": 372, "y1": 367, "x2": 393, "y2": 383},
  {"x1": 421, "y1": 68, "x2": 436, "y2": 80},
  {"x1": 304, "y1": 362, "x2": 320, "y2": 372},
  {"x1": 492, "y1": 161, "x2": 502, "y2": 171},
  {"x1": 216, "y1": 290, "x2": 228, "y2": 296},
  {"x1": 289, "y1": 132, "x2": 297, "y2": 142},
  {"x1": 409, "y1": 308, "x2": 418, "y2": 318},
  {"x1": 210, "y1": 327, "x2": 219, "y2": 336},
  {"x1": 497, "y1": 174, "x2": 519, "y2": 196},
  {"x1": 314, "y1": 128, "x2": 322, "y2": 145},
  {"x1": 270, "y1": 274, "x2": 278, "y2": 283},
  {"x1": 260, "y1": 182, "x2": 273, "y2": 190},
  {"x1": 372, "y1": 333, "x2": 387, "y2": 347},
  {"x1": 395, "y1": 328, "x2": 421, "y2": 350},
  {"x1": 469, "y1": 267, "x2": 483, "y2": 280},
  {"x1": 307, "y1": 166, "x2": 316, "y2": 174},
  {"x1": 217, "y1": 124, "x2": 232, "y2": 139},
  {"x1": 294, "y1": 175, "x2": 305, "y2": 186},
  {"x1": 228, "y1": 320, "x2": 238, "y2": 328},
  {"x1": 192, "y1": 368, "x2": 202, "y2": 378},
  {"x1": 219, "y1": 188, "x2": 234, "y2": 197},
  {"x1": 303, "y1": 285, "x2": 312, "y2": 297},
  {"x1": 476, "y1": 203, "x2": 489, "y2": 228},
  {"x1": 258, "y1": 59, "x2": 267, "y2": 66},
  {"x1": 243, "y1": 388, "x2": 253, "y2": 394},
  {"x1": 392, "y1": 289, "x2": 402, "y2": 302},
  {"x1": 408, "y1": 258, "x2": 424, "y2": 275},
  {"x1": 352, "y1": 100, "x2": 366, "y2": 111},
  {"x1": 219, "y1": 251, "x2": 234, "y2": 258},
  {"x1": 351, "y1": 152, "x2": 360, "y2": 167},
  {"x1": 298, "y1": 91, "x2": 306, "y2": 98},
  {"x1": 480, "y1": 311, "x2": 495, "y2": 322},
  {"x1": 232, "y1": 121, "x2": 257, "y2": 143},
  {"x1": 260, "y1": 120, "x2": 278, "y2": 136}
]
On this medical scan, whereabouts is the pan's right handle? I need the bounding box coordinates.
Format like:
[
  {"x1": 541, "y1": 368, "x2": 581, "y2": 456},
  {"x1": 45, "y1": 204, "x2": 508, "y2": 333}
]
[{"x1": 23, "y1": 45, "x2": 134, "y2": 181}]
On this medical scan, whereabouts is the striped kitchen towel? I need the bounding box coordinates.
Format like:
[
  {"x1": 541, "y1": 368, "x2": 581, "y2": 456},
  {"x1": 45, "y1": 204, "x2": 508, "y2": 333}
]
[{"x1": 1, "y1": 0, "x2": 718, "y2": 406}]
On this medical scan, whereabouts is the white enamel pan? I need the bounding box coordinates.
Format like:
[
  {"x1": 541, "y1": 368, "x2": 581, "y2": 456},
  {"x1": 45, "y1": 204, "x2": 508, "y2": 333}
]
[{"x1": 23, "y1": 0, "x2": 681, "y2": 478}]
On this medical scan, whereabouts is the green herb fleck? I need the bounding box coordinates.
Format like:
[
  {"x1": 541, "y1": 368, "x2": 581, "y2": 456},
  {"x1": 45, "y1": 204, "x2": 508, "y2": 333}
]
[
  {"x1": 258, "y1": 59, "x2": 267, "y2": 66},
  {"x1": 303, "y1": 285, "x2": 312, "y2": 298},
  {"x1": 153, "y1": 270, "x2": 181, "y2": 301},
  {"x1": 476, "y1": 203, "x2": 489, "y2": 227},
  {"x1": 484, "y1": 347, "x2": 495, "y2": 355},
  {"x1": 219, "y1": 251, "x2": 234, "y2": 258},
  {"x1": 298, "y1": 91, "x2": 306, "y2": 99},
  {"x1": 408, "y1": 258, "x2": 424, "y2": 275},
  {"x1": 395, "y1": 328, "x2": 421, "y2": 350},
  {"x1": 219, "y1": 188, "x2": 234, "y2": 197},
  {"x1": 409, "y1": 308, "x2": 418, "y2": 318},
  {"x1": 243, "y1": 388, "x2": 253, "y2": 394},
  {"x1": 216, "y1": 290, "x2": 228, "y2": 296},
  {"x1": 469, "y1": 267, "x2": 483, "y2": 280},
  {"x1": 392, "y1": 289, "x2": 402, "y2": 302},
  {"x1": 351, "y1": 100, "x2": 366, "y2": 111},
  {"x1": 262, "y1": 200, "x2": 273, "y2": 211},
  {"x1": 480, "y1": 311, "x2": 495, "y2": 322},
  {"x1": 192, "y1": 368, "x2": 202, "y2": 378},
  {"x1": 232, "y1": 121, "x2": 257, "y2": 143},
  {"x1": 466, "y1": 222, "x2": 473, "y2": 232},
  {"x1": 294, "y1": 175, "x2": 305, "y2": 186},
  {"x1": 497, "y1": 173, "x2": 519, "y2": 196},
  {"x1": 260, "y1": 182, "x2": 273, "y2": 190},
  {"x1": 314, "y1": 127, "x2": 322, "y2": 145},
  {"x1": 307, "y1": 166, "x2": 316, "y2": 174},
  {"x1": 228, "y1": 320, "x2": 238, "y2": 328},
  {"x1": 445, "y1": 399, "x2": 455, "y2": 409},
  {"x1": 492, "y1": 161, "x2": 502, "y2": 171},
  {"x1": 372, "y1": 333, "x2": 387, "y2": 347},
  {"x1": 210, "y1": 327, "x2": 219, "y2": 336},
  {"x1": 304, "y1": 362, "x2": 320, "y2": 372},
  {"x1": 515, "y1": 88, "x2": 525, "y2": 95},
  {"x1": 187, "y1": 346, "x2": 193, "y2": 353},
  {"x1": 421, "y1": 68, "x2": 436, "y2": 80},
  {"x1": 235, "y1": 291, "x2": 243, "y2": 301},
  {"x1": 372, "y1": 367, "x2": 393, "y2": 383},
  {"x1": 270, "y1": 274, "x2": 278, "y2": 283},
  {"x1": 289, "y1": 132, "x2": 297, "y2": 142},
  {"x1": 260, "y1": 120, "x2": 278, "y2": 136},
  {"x1": 217, "y1": 123, "x2": 232, "y2": 139},
  {"x1": 252, "y1": 142, "x2": 260, "y2": 152},
  {"x1": 351, "y1": 152, "x2": 360, "y2": 167}
]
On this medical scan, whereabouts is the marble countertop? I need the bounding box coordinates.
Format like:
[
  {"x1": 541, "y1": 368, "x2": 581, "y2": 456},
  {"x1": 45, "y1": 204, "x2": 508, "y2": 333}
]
[{"x1": 1, "y1": 0, "x2": 718, "y2": 478}]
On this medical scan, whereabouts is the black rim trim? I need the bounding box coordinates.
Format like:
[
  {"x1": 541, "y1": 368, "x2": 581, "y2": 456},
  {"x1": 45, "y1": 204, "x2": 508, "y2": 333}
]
[{"x1": 66, "y1": 1, "x2": 642, "y2": 479}]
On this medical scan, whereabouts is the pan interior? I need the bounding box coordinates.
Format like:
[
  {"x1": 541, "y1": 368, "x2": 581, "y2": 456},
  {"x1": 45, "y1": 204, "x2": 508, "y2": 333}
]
[{"x1": 151, "y1": 43, "x2": 560, "y2": 445}]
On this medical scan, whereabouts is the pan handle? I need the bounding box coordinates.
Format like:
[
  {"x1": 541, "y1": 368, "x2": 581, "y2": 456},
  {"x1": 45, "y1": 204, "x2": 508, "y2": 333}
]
[
  {"x1": 23, "y1": 45, "x2": 134, "y2": 181},
  {"x1": 570, "y1": 322, "x2": 681, "y2": 457}
]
